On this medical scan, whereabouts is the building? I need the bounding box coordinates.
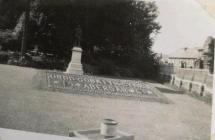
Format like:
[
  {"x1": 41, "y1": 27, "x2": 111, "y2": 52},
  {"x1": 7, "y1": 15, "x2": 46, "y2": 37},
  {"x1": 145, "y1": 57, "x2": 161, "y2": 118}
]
[
  {"x1": 166, "y1": 36, "x2": 214, "y2": 69},
  {"x1": 168, "y1": 47, "x2": 204, "y2": 68}
]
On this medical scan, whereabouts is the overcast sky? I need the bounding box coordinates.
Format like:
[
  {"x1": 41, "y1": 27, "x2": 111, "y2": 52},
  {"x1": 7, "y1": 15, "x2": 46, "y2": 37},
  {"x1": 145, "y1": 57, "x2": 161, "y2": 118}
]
[{"x1": 152, "y1": 0, "x2": 215, "y2": 55}]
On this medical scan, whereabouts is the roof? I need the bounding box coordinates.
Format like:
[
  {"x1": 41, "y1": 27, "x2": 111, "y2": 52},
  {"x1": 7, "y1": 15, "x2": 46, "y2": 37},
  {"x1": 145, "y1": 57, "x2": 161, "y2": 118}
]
[{"x1": 168, "y1": 47, "x2": 203, "y2": 59}]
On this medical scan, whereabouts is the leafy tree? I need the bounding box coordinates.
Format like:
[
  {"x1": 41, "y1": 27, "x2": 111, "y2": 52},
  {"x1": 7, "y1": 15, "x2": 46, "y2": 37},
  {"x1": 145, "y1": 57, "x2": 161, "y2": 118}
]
[
  {"x1": 204, "y1": 39, "x2": 214, "y2": 73},
  {"x1": 0, "y1": 0, "x2": 26, "y2": 29},
  {"x1": 0, "y1": 0, "x2": 161, "y2": 78}
]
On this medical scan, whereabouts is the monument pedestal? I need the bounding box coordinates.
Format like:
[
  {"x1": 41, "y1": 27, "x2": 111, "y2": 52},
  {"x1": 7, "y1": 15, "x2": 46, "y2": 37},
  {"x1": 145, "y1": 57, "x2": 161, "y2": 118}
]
[{"x1": 66, "y1": 46, "x2": 83, "y2": 75}]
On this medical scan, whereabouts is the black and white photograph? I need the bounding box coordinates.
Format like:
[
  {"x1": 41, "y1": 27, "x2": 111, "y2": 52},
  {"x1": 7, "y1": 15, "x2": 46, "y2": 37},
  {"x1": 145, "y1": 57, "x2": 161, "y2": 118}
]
[{"x1": 0, "y1": 0, "x2": 214, "y2": 140}]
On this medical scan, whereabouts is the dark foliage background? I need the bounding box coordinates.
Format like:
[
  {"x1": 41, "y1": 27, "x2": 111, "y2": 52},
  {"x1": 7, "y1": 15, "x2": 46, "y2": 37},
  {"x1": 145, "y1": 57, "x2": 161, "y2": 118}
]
[{"x1": 0, "y1": 0, "x2": 161, "y2": 79}]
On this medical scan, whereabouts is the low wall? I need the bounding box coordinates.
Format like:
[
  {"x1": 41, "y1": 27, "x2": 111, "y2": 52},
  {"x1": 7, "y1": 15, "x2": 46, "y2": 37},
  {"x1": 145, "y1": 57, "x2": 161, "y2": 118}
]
[{"x1": 160, "y1": 65, "x2": 213, "y2": 96}]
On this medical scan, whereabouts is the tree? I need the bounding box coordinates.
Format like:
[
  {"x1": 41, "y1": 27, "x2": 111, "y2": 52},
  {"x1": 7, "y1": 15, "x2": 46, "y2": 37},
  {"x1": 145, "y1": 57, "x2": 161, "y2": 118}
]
[
  {"x1": 0, "y1": 0, "x2": 161, "y2": 78},
  {"x1": 20, "y1": 0, "x2": 31, "y2": 59},
  {"x1": 204, "y1": 39, "x2": 214, "y2": 73},
  {"x1": 0, "y1": 0, "x2": 26, "y2": 29}
]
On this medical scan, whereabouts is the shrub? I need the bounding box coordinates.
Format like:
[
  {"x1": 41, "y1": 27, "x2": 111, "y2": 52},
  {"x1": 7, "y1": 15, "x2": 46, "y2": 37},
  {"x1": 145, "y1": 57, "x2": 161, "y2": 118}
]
[
  {"x1": 0, "y1": 51, "x2": 9, "y2": 63},
  {"x1": 116, "y1": 67, "x2": 134, "y2": 77},
  {"x1": 83, "y1": 64, "x2": 98, "y2": 75},
  {"x1": 97, "y1": 59, "x2": 115, "y2": 75}
]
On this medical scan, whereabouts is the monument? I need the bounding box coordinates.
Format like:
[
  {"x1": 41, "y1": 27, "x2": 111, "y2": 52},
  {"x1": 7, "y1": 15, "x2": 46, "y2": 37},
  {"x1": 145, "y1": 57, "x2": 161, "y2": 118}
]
[{"x1": 66, "y1": 25, "x2": 83, "y2": 75}]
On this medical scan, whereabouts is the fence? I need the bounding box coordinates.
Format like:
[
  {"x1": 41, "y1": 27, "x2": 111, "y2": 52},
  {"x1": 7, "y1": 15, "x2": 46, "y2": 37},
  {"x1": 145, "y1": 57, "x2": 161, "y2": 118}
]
[{"x1": 160, "y1": 65, "x2": 213, "y2": 96}]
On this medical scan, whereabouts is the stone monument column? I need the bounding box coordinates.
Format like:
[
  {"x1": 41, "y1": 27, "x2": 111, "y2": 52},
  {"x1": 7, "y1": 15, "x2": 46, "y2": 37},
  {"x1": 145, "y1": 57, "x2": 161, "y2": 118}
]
[
  {"x1": 66, "y1": 25, "x2": 83, "y2": 75},
  {"x1": 66, "y1": 47, "x2": 83, "y2": 75}
]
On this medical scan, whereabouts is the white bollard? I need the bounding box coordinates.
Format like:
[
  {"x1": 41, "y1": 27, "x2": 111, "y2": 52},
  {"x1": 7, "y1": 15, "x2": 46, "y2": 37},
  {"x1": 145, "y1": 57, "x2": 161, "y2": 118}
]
[{"x1": 100, "y1": 119, "x2": 118, "y2": 138}]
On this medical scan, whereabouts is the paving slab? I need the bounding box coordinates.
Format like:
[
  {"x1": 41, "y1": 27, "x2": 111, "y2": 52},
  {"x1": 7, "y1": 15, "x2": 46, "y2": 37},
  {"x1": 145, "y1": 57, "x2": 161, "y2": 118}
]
[{"x1": 0, "y1": 128, "x2": 85, "y2": 140}]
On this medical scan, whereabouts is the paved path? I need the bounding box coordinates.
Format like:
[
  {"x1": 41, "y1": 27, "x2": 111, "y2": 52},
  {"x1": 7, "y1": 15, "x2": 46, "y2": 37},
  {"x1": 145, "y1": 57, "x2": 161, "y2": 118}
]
[
  {"x1": 0, "y1": 64, "x2": 212, "y2": 140},
  {"x1": 0, "y1": 128, "x2": 82, "y2": 140}
]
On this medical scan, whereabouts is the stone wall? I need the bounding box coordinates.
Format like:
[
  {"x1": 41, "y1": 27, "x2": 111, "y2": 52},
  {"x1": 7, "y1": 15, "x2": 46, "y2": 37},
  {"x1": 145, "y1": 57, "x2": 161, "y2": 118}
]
[{"x1": 160, "y1": 65, "x2": 213, "y2": 96}]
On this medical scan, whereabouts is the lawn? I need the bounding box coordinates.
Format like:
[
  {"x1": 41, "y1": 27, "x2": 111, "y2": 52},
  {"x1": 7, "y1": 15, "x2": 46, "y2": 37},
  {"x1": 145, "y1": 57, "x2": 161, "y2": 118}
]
[{"x1": 0, "y1": 64, "x2": 212, "y2": 140}]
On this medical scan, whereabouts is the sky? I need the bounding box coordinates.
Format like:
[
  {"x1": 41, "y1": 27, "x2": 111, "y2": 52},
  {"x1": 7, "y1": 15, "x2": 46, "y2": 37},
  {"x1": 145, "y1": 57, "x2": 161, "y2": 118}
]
[
  {"x1": 152, "y1": 0, "x2": 215, "y2": 55},
  {"x1": 196, "y1": 0, "x2": 215, "y2": 19}
]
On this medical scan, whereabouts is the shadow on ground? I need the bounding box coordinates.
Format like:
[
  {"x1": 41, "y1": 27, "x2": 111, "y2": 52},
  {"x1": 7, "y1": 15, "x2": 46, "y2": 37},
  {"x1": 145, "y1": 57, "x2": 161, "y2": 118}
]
[{"x1": 156, "y1": 87, "x2": 184, "y2": 94}]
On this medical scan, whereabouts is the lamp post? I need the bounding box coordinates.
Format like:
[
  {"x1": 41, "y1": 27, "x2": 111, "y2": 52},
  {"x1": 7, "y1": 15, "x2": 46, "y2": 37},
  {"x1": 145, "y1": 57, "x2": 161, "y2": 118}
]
[{"x1": 20, "y1": 0, "x2": 30, "y2": 61}]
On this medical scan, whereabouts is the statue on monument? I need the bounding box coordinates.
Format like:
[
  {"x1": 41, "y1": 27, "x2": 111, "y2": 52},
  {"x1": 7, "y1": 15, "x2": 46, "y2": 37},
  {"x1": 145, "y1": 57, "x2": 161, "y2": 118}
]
[
  {"x1": 74, "y1": 25, "x2": 82, "y2": 47},
  {"x1": 66, "y1": 25, "x2": 83, "y2": 75}
]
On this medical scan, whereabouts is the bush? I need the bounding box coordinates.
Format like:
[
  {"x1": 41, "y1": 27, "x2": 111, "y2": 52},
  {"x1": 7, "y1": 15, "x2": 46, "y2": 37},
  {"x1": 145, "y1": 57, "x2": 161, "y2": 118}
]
[
  {"x1": 3, "y1": 51, "x2": 67, "y2": 70},
  {"x1": 129, "y1": 54, "x2": 160, "y2": 79},
  {"x1": 0, "y1": 51, "x2": 9, "y2": 63},
  {"x1": 115, "y1": 67, "x2": 134, "y2": 77},
  {"x1": 83, "y1": 64, "x2": 98, "y2": 75},
  {"x1": 97, "y1": 59, "x2": 115, "y2": 75}
]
